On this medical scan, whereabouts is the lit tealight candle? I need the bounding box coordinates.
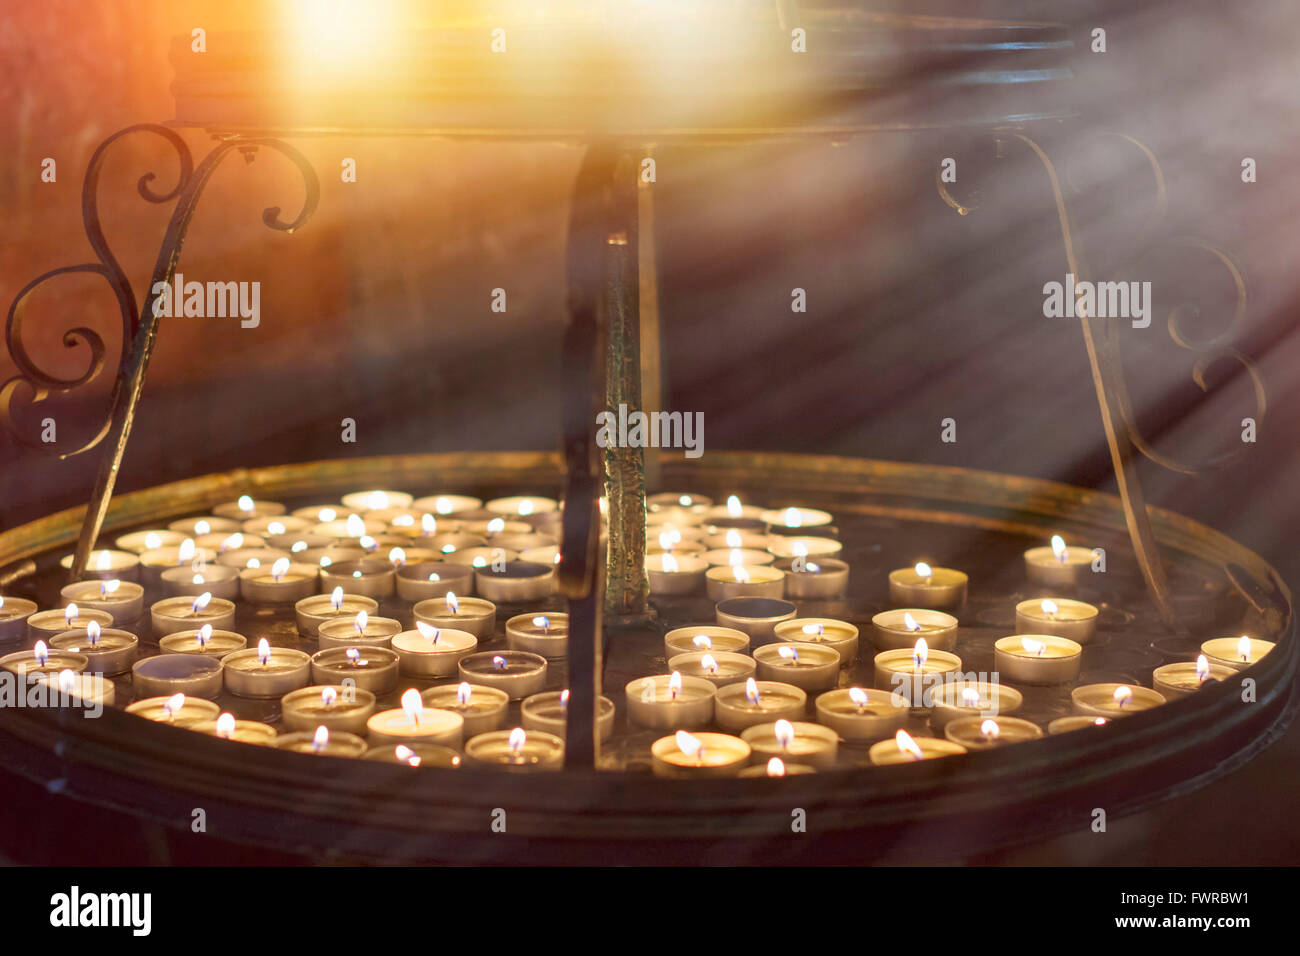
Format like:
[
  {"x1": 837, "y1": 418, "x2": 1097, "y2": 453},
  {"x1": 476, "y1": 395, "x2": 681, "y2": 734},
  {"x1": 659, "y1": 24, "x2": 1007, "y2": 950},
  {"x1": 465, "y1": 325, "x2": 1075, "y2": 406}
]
[
  {"x1": 715, "y1": 597, "x2": 798, "y2": 643},
  {"x1": 394, "y1": 561, "x2": 473, "y2": 602},
  {"x1": 740, "y1": 719, "x2": 839, "y2": 769},
  {"x1": 774, "y1": 549, "x2": 849, "y2": 599},
  {"x1": 869, "y1": 729, "x2": 968, "y2": 765},
  {"x1": 213, "y1": 495, "x2": 285, "y2": 519},
  {"x1": 929, "y1": 680, "x2": 1025, "y2": 729},
  {"x1": 457, "y1": 650, "x2": 548, "y2": 699},
  {"x1": 192, "y1": 712, "x2": 277, "y2": 745},
  {"x1": 505, "y1": 613, "x2": 569, "y2": 659},
  {"x1": 666, "y1": 650, "x2": 757, "y2": 688},
  {"x1": 752, "y1": 642, "x2": 840, "y2": 692},
  {"x1": 766, "y1": 536, "x2": 841, "y2": 561},
  {"x1": 0, "y1": 639, "x2": 87, "y2": 678},
  {"x1": 871, "y1": 608, "x2": 958, "y2": 652},
  {"x1": 421, "y1": 682, "x2": 510, "y2": 736},
  {"x1": 293, "y1": 588, "x2": 381, "y2": 638},
  {"x1": 774, "y1": 618, "x2": 859, "y2": 666},
  {"x1": 125, "y1": 693, "x2": 220, "y2": 727},
  {"x1": 1024, "y1": 535, "x2": 1098, "y2": 588},
  {"x1": 413, "y1": 592, "x2": 497, "y2": 640},
  {"x1": 115, "y1": 529, "x2": 186, "y2": 555},
  {"x1": 1014, "y1": 597, "x2": 1098, "y2": 644},
  {"x1": 663, "y1": 626, "x2": 750, "y2": 658},
  {"x1": 521, "y1": 689, "x2": 616, "y2": 742},
  {"x1": 221, "y1": 639, "x2": 311, "y2": 698},
  {"x1": 0, "y1": 595, "x2": 40, "y2": 642},
  {"x1": 705, "y1": 563, "x2": 785, "y2": 601},
  {"x1": 310, "y1": 645, "x2": 401, "y2": 695},
  {"x1": 737, "y1": 756, "x2": 818, "y2": 777},
  {"x1": 150, "y1": 592, "x2": 237, "y2": 637},
  {"x1": 887, "y1": 562, "x2": 968, "y2": 611},
  {"x1": 240, "y1": 556, "x2": 317, "y2": 604},
  {"x1": 944, "y1": 716, "x2": 1043, "y2": 750},
  {"x1": 647, "y1": 492, "x2": 712, "y2": 522},
  {"x1": 159, "y1": 563, "x2": 240, "y2": 600},
  {"x1": 701, "y1": 547, "x2": 776, "y2": 569},
  {"x1": 873, "y1": 638, "x2": 963, "y2": 706},
  {"x1": 273, "y1": 725, "x2": 368, "y2": 757},
  {"x1": 1152, "y1": 654, "x2": 1235, "y2": 700},
  {"x1": 1047, "y1": 715, "x2": 1110, "y2": 735},
  {"x1": 59, "y1": 548, "x2": 140, "y2": 583},
  {"x1": 362, "y1": 743, "x2": 462, "y2": 768},
  {"x1": 651, "y1": 730, "x2": 751, "y2": 778},
  {"x1": 474, "y1": 560, "x2": 557, "y2": 603},
  {"x1": 759, "y1": 506, "x2": 834, "y2": 530},
  {"x1": 26, "y1": 603, "x2": 114, "y2": 642},
  {"x1": 318, "y1": 558, "x2": 396, "y2": 600},
  {"x1": 703, "y1": 495, "x2": 767, "y2": 532},
  {"x1": 625, "y1": 671, "x2": 716, "y2": 730},
  {"x1": 49, "y1": 620, "x2": 139, "y2": 675},
  {"x1": 392, "y1": 621, "x2": 478, "y2": 677},
  {"x1": 168, "y1": 515, "x2": 239, "y2": 536},
  {"x1": 280, "y1": 684, "x2": 377, "y2": 734},
  {"x1": 993, "y1": 634, "x2": 1083, "y2": 684},
  {"x1": 367, "y1": 688, "x2": 465, "y2": 748},
  {"x1": 464, "y1": 727, "x2": 565, "y2": 771},
  {"x1": 341, "y1": 490, "x2": 414, "y2": 513},
  {"x1": 712, "y1": 678, "x2": 807, "y2": 733},
  {"x1": 814, "y1": 687, "x2": 910, "y2": 743},
  {"x1": 645, "y1": 552, "x2": 709, "y2": 596},
  {"x1": 411, "y1": 494, "x2": 483, "y2": 517},
  {"x1": 58, "y1": 578, "x2": 145, "y2": 624},
  {"x1": 1071, "y1": 682, "x2": 1166, "y2": 718},
  {"x1": 317, "y1": 610, "x2": 403, "y2": 650},
  {"x1": 1200, "y1": 635, "x2": 1275, "y2": 672}
]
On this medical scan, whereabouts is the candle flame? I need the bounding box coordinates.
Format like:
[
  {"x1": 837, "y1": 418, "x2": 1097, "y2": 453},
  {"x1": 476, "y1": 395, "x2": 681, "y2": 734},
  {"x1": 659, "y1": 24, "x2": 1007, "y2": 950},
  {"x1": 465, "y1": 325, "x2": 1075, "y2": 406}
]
[
  {"x1": 197, "y1": 623, "x2": 213, "y2": 647},
  {"x1": 319, "y1": 556, "x2": 333, "y2": 568},
  {"x1": 783, "y1": 507, "x2": 802, "y2": 528},
  {"x1": 791, "y1": 541, "x2": 808, "y2": 558},
  {"x1": 457, "y1": 682, "x2": 472, "y2": 706},
  {"x1": 401, "y1": 688, "x2": 422, "y2": 725},
  {"x1": 728, "y1": 549, "x2": 744, "y2": 568},
  {"x1": 560, "y1": 689, "x2": 569, "y2": 710},
  {"x1": 312, "y1": 726, "x2": 330, "y2": 753},
  {"x1": 270, "y1": 557, "x2": 291, "y2": 581},
  {"x1": 257, "y1": 638, "x2": 272, "y2": 665},
  {"x1": 86, "y1": 620, "x2": 101, "y2": 644},
  {"x1": 58, "y1": 669, "x2": 76, "y2": 694},
  {"x1": 99, "y1": 578, "x2": 122, "y2": 597},
  {"x1": 318, "y1": 508, "x2": 337, "y2": 522},
  {"x1": 487, "y1": 517, "x2": 505, "y2": 535},
  {"x1": 517, "y1": 499, "x2": 534, "y2": 516},
  {"x1": 192, "y1": 591, "x2": 212, "y2": 614},
  {"x1": 359, "y1": 536, "x2": 377, "y2": 552},
  {"x1": 247, "y1": 558, "x2": 261, "y2": 570},
  {"x1": 416, "y1": 621, "x2": 441, "y2": 644},
  {"x1": 848, "y1": 687, "x2": 869, "y2": 708},
  {"x1": 322, "y1": 686, "x2": 337, "y2": 707},
  {"x1": 472, "y1": 557, "x2": 487, "y2": 568},
  {"x1": 446, "y1": 592, "x2": 459, "y2": 615},
  {"x1": 766, "y1": 757, "x2": 787, "y2": 776},
  {"x1": 1021, "y1": 637, "x2": 1046, "y2": 656},
  {"x1": 345, "y1": 514, "x2": 365, "y2": 538},
  {"x1": 678, "y1": 495, "x2": 692, "y2": 506},
  {"x1": 237, "y1": 495, "x2": 254, "y2": 513},
  {"x1": 532, "y1": 616, "x2": 550, "y2": 633},
  {"x1": 422, "y1": 514, "x2": 437, "y2": 535},
  {"x1": 64, "y1": 603, "x2": 79, "y2": 625},
  {"x1": 774, "y1": 719, "x2": 795, "y2": 748},
  {"x1": 777, "y1": 645, "x2": 799, "y2": 663},
  {"x1": 1041, "y1": 599, "x2": 1059, "y2": 616},
  {"x1": 914, "y1": 562, "x2": 932, "y2": 580},
  {"x1": 896, "y1": 730, "x2": 924, "y2": 761},
  {"x1": 675, "y1": 729, "x2": 702, "y2": 759},
  {"x1": 1237, "y1": 635, "x2": 1252, "y2": 662},
  {"x1": 981, "y1": 719, "x2": 1000, "y2": 739},
  {"x1": 330, "y1": 586, "x2": 344, "y2": 611},
  {"x1": 1051, "y1": 534, "x2": 1068, "y2": 562},
  {"x1": 194, "y1": 520, "x2": 210, "y2": 536},
  {"x1": 388, "y1": 547, "x2": 406, "y2": 566},
  {"x1": 428, "y1": 572, "x2": 441, "y2": 582},
  {"x1": 658, "y1": 531, "x2": 675, "y2": 552},
  {"x1": 192, "y1": 574, "x2": 205, "y2": 585},
  {"x1": 1094, "y1": 717, "x2": 1108, "y2": 726},
  {"x1": 368, "y1": 492, "x2": 389, "y2": 511},
  {"x1": 95, "y1": 550, "x2": 111, "y2": 571},
  {"x1": 435, "y1": 497, "x2": 453, "y2": 515},
  {"x1": 912, "y1": 638, "x2": 929, "y2": 669},
  {"x1": 144, "y1": 533, "x2": 162, "y2": 550},
  {"x1": 734, "y1": 565, "x2": 751, "y2": 584},
  {"x1": 1196, "y1": 654, "x2": 1210, "y2": 682},
  {"x1": 1113, "y1": 685, "x2": 1133, "y2": 707},
  {"x1": 353, "y1": 610, "x2": 368, "y2": 634},
  {"x1": 216, "y1": 713, "x2": 236, "y2": 738},
  {"x1": 961, "y1": 687, "x2": 982, "y2": 706},
  {"x1": 661, "y1": 553, "x2": 679, "y2": 573},
  {"x1": 725, "y1": 529, "x2": 743, "y2": 549},
  {"x1": 218, "y1": 534, "x2": 241, "y2": 553},
  {"x1": 745, "y1": 677, "x2": 761, "y2": 705},
  {"x1": 692, "y1": 634, "x2": 712, "y2": 650},
  {"x1": 492, "y1": 655, "x2": 507, "y2": 671},
  {"x1": 701, "y1": 653, "x2": 719, "y2": 675},
  {"x1": 395, "y1": 514, "x2": 416, "y2": 527},
  {"x1": 34, "y1": 640, "x2": 49, "y2": 666},
  {"x1": 346, "y1": 648, "x2": 362, "y2": 665},
  {"x1": 291, "y1": 540, "x2": 308, "y2": 553},
  {"x1": 509, "y1": 727, "x2": 527, "y2": 753},
  {"x1": 801, "y1": 623, "x2": 825, "y2": 638},
  {"x1": 726, "y1": 495, "x2": 742, "y2": 518},
  {"x1": 903, "y1": 612, "x2": 922, "y2": 632},
  {"x1": 669, "y1": 670, "x2": 682, "y2": 699},
  {"x1": 164, "y1": 693, "x2": 186, "y2": 718}
]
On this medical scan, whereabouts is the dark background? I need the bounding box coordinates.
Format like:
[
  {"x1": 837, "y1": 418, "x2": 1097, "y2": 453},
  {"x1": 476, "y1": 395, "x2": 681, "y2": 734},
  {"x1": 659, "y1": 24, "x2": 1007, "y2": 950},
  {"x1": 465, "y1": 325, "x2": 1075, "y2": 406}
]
[{"x1": 0, "y1": 1, "x2": 1296, "y2": 864}]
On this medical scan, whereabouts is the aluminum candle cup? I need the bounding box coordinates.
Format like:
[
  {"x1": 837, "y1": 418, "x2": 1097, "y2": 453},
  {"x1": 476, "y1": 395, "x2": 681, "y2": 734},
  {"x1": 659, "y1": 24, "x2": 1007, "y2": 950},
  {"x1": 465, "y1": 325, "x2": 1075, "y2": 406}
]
[
  {"x1": 239, "y1": 563, "x2": 318, "y2": 604},
  {"x1": 645, "y1": 553, "x2": 708, "y2": 596},
  {"x1": 485, "y1": 495, "x2": 559, "y2": 517},
  {"x1": 715, "y1": 598, "x2": 798, "y2": 643},
  {"x1": 663, "y1": 626, "x2": 751, "y2": 659},
  {"x1": 169, "y1": 516, "x2": 240, "y2": 535},
  {"x1": 505, "y1": 613, "x2": 568, "y2": 658},
  {"x1": 1047, "y1": 715, "x2": 1110, "y2": 735},
  {"x1": 27, "y1": 607, "x2": 114, "y2": 642},
  {"x1": 774, "y1": 557, "x2": 849, "y2": 599},
  {"x1": 704, "y1": 498, "x2": 766, "y2": 525},
  {"x1": 0, "y1": 597, "x2": 39, "y2": 643},
  {"x1": 191, "y1": 717, "x2": 278, "y2": 745},
  {"x1": 310, "y1": 517, "x2": 385, "y2": 541},
  {"x1": 773, "y1": 618, "x2": 859, "y2": 666},
  {"x1": 887, "y1": 564, "x2": 968, "y2": 611},
  {"x1": 317, "y1": 615, "x2": 402, "y2": 650},
  {"x1": 461, "y1": 518, "x2": 530, "y2": 537},
  {"x1": 815, "y1": 688, "x2": 911, "y2": 743},
  {"x1": 310, "y1": 646, "x2": 400, "y2": 694},
  {"x1": 280, "y1": 685, "x2": 377, "y2": 734},
  {"x1": 414, "y1": 595, "x2": 497, "y2": 641},
  {"x1": 125, "y1": 695, "x2": 220, "y2": 727},
  {"x1": 273, "y1": 729, "x2": 368, "y2": 757},
  {"x1": 1024, "y1": 539, "x2": 1097, "y2": 588},
  {"x1": 341, "y1": 490, "x2": 414, "y2": 512},
  {"x1": 766, "y1": 536, "x2": 842, "y2": 560},
  {"x1": 520, "y1": 545, "x2": 560, "y2": 565},
  {"x1": 871, "y1": 609, "x2": 959, "y2": 652},
  {"x1": 944, "y1": 716, "x2": 1044, "y2": 750},
  {"x1": 115, "y1": 529, "x2": 187, "y2": 554},
  {"x1": 214, "y1": 497, "x2": 285, "y2": 519},
  {"x1": 705, "y1": 565, "x2": 785, "y2": 601},
  {"x1": 421, "y1": 683, "x2": 509, "y2": 736},
  {"x1": 872, "y1": 645, "x2": 963, "y2": 706},
  {"x1": 132, "y1": 654, "x2": 224, "y2": 699},
  {"x1": 701, "y1": 548, "x2": 775, "y2": 569},
  {"x1": 667, "y1": 651, "x2": 756, "y2": 688},
  {"x1": 37, "y1": 671, "x2": 114, "y2": 708},
  {"x1": 150, "y1": 595, "x2": 236, "y2": 637},
  {"x1": 423, "y1": 533, "x2": 489, "y2": 558},
  {"x1": 392, "y1": 625, "x2": 477, "y2": 677},
  {"x1": 49, "y1": 626, "x2": 138, "y2": 675},
  {"x1": 713, "y1": 680, "x2": 807, "y2": 732},
  {"x1": 521, "y1": 691, "x2": 616, "y2": 741},
  {"x1": 216, "y1": 547, "x2": 292, "y2": 571},
  {"x1": 753, "y1": 642, "x2": 841, "y2": 693},
  {"x1": 462, "y1": 728, "x2": 563, "y2": 771},
  {"x1": 1152, "y1": 659, "x2": 1235, "y2": 700},
  {"x1": 929, "y1": 681, "x2": 1025, "y2": 730},
  {"x1": 703, "y1": 530, "x2": 771, "y2": 550},
  {"x1": 160, "y1": 564, "x2": 239, "y2": 600},
  {"x1": 395, "y1": 562, "x2": 473, "y2": 602},
  {"x1": 1200, "y1": 636, "x2": 1275, "y2": 671},
  {"x1": 625, "y1": 674, "x2": 716, "y2": 730},
  {"x1": 741, "y1": 720, "x2": 839, "y2": 769},
  {"x1": 367, "y1": 701, "x2": 465, "y2": 748},
  {"x1": 474, "y1": 562, "x2": 556, "y2": 603},
  {"x1": 195, "y1": 532, "x2": 266, "y2": 554},
  {"x1": 59, "y1": 580, "x2": 145, "y2": 623},
  {"x1": 60, "y1": 549, "x2": 140, "y2": 583},
  {"x1": 222, "y1": 645, "x2": 311, "y2": 698},
  {"x1": 318, "y1": 560, "x2": 396, "y2": 600},
  {"x1": 458, "y1": 651, "x2": 547, "y2": 699},
  {"x1": 868, "y1": 733, "x2": 968, "y2": 765},
  {"x1": 760, "y1": 505, "x2": 834, "y2": 529},
  {"x1": 1014, "y1": 598, "x2": 1099, "y2": 644},
  {"x1": 993, "y1": 635, "x2": 1083, "y2": 685},
  {"x1": 412, "y1": 494, "x2": 483, "y2": 516},
  {"x1": 293, "y1": 592, "x2": 380, "y2": 638},
  {"x1": 0, "y1": 646, "x2": 88, "y2": 678},
  {"x1": 651, "y1": 731, "x2": 750, "y2": 778},
  {"x1": 242, "y1": 514, "x2": 311, "y2": 536},
  {"x1": 363, "y1": 743, "x2": 462, "y2": 767},
  {"x1": 1071, "y1": 683, "x2": 1166, "y2": 718}
]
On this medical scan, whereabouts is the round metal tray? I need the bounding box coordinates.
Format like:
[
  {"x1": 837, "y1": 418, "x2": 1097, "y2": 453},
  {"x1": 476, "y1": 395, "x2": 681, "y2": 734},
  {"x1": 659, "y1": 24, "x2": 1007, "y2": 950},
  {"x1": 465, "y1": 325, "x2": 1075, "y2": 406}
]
[{"x1": 0, "y1": 452, "x2": 1292, "y2": 864}]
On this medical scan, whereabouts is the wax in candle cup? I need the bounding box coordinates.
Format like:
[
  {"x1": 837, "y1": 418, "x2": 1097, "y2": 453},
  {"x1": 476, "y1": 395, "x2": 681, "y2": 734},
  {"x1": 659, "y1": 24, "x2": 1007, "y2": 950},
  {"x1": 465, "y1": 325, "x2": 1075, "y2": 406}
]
[
  {"x1": 715, "y1": 597, "x2": 798, "y2": 643},
  {"x1": 317, "y1": 614, "x2": 402, "y2": 650},
  {"x1": 159, "y1": 626, "x2": 246, "y2": 658},
  {"x1": 766, "y1": 536, "x2": 842, "y2": 560},
  {"x1": 993, "y1": 634, "x2": 1083, "y2": 685},
  {"x1": 394, "y1": 561, "x2": 474, "y2": 602},
  {"x1": 741, "y1": 720, "x2": 839, "y2": 769},
  {"x1": 58, "y1": 580, "x2": 145, "y2": 624},
  {"x1": 318, "y1": 559, "x2": 396, "y2": 600},
  {"x1": 1071, "y1": 682, "x2": 1166, "y2": 718},
  {"x1": 367, "y1": 690, "x2": 465, "y2": 748},
  {"x1": 265, "y1": 531, "x2": 333, "y2": 553},
  {"x1": 1014, "y1": 597, "x2": 1099, "y2": 644},
  {"x1": 420, "y1": 682, "x2": 509, "y2": 736},
  {"x1": 887, "y1": 563, "x2": 968, "y2": 611},
  {"x1": 363, "y1": 743, "x2": 462, "y2": 767},
  {"x1": 115, "y1": 529, "x2": 186, "y2": 555},
  {"x1": 60, "y1": 549, "x2": 141, "y2": 583},
  {"x1": 647, "y1": 491, "x2": 713, "y2": 516},
  {"x1": 222, "y1": 644, "x2": 312, "y2": 698},
  {"x1": 1200, "y1": 636, "x2": 1275, "y2": 671},
  {"x1": 49, "y1": 625, "x2": 138, "y2": 675},
  {"x1": 214, "y1": 497, "x2": 285, "y2": 519},
  {"x1": 34, "y1": 669, "x2": 115, "y2": 710},
  {"x1": 150, "y1": 594, "x2": 237, "y2": 637},
  {"x1": 293, "y1": 592, "x2": 379, "y2": 640},
  {"x1": 27, "y1": 606, "x2": 114, "y2": 642},
  {"x1": 625, "y1": 673, "x2": 716, "y2": 730},
  {"x1": 704, "y1": 497, "x2": 766, "y2": 523},
  {"x1": 738, "y1": 759, "x2": 817, "y2": 776},
  {"x1": 701, "y1": 547, "x2": 775, "y2": 568},
  {"x1": 646, "y1": 540, "x2": 707, "y2": 557},
  {"x1": 868, "y1": 731, "x2": 968, "y2": 765},
  {"x1": 944, "y1": 715, "x2": 1044, "y2": 750},
  {"x1": 705, "y1": 565, "x2": 785, "y2": 601},
  {"x1": 280, "y1": 684, "x2": 377, "y2": 734},
  {"x1": 302, "y1": 546, "x2": 366, "y2": 570},
  {"x1": 651, "y1": 730, "x2": 750, "y2": 778},
  {"x1": 667, "y1": 650, "x2": 757, "y2": 688},
  {"x1": 310, "y1": 646, "x2": 400, "y2": 695},
  {"x1": 464, "y1": 727, "x2": 564, "y2": 771},
  {"x1": 413, "y1": 594, "x2": 497, "y2": 640},
  {"x1": 341, "y1": 490, "x2": 414, "y2": 512},
  {"x1": 1152, "y1": 657, "x2": 1235, "y2": 700},
  {"x1": 645, "y1": 553, "x2": 709, "y2": 596},
  {"x1": 1023, "y1": 536, "x2": 1098, "y2": 588},
  {"x1": 215, "y1": 547, "x2": 292, "y2": 570},
  {"x1": 759, "y1": 506, "x2": 834, "y2": 529},
  {"x1": 159, "y1": 564, "x2": 240, "y2": 600},
  {"x1": 125, "y1": 694, "x2": 220, "y2": 727},
  {"x1": 713, "y1": 679, "x2": 807, "y2": 732},
  {"x1": 815, "y1": 687, "x2": 910, "y2": 743},
  {"x1": 753, "y1": 642, "x2": 841, "y2": 693},
  {"x1": 420, "y1": 533, "x2": 489, "y2": 558},
  {"x1": 411, "y1": 494, "x2": 483, "y2": 517},
  {"x1": 0, "y1": 597, "x2": 39, "y2": 643},
  {"x1": 928, "y1": 681, "x2": 1025, "y2": 729},
  {"x1": 132, "y1": 653, "x2": 224, "y2": 699},
  {"x1": 703, "y1": 530, "x2": 772, "y2": 550},
  {"x1": 239, "y1": 560, "x2": 319, "y2": 604},
  {"x1": 646, "y1": 522, "x2": 708, "y2": 543},
  {"x1": 474, "y1": 561, "x2": 557, "y2": 603},
  {"x1": 773, "y1": 556, "x2": 849, "y2": 599},
  {"x1": 273, "y1": 728, "x2": 369, "y2": 758},
  {"x1": 871, "y1": 608, "x2": 958, "y2": 652},
  {"x1": 521, "y1": 690, "x2": 616, "y2": 741},
  {"x1": 663, "y1": 625, "x2": 750, "y2": 659},
  {"x1": 486, "y1": 495, "x2": 559, "y2": 517},
  {"x1": 460, "y1": 517, "x2": 530, "y2": 537},
  {"x1": 241, "y1": 514, "x2": 311, "y2": 537},
  {"x1": 168, "y1": 515, "x2": 241, "y2": 535},
  {"x1": 458, "y1": 650, "x2": 547, "y2": 699},
  {"x1": 0, "y1": 644, "x2": 88, "y2": 678},
  {"x1": 1047, "y1": 715, "x2": 1111, "y2": 735},
  {"x1": 191, "y1": 716, "x2": 278, "y2": 745},
  {"x1": 392, "y1": 624, "x2": 478, "y2": 677},
  {"x1": 773, "y1": 618, "x2": 859, "y2": 666},
  {"x1": 505, "y1": 612, "x2": 569, "y2": 658},
  {"x1": 194, "y1": 531, "x2": 266, "y2": 554}
]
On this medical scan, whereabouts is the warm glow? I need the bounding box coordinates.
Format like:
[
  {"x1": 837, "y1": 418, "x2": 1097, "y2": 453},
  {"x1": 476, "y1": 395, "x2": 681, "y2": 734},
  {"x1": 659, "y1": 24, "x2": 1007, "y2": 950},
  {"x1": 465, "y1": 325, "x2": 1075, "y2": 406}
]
[
  {"x1": 321, "y1": 686, "x2": 337, "y2": 707},
  {"x1": 777, "y1": 645, "x2": 799, "y2": 663},
  {"x1": 312, "y1": 726, "x2": 330, "y2": 753},
  {"x1": 368, "y1": 492, "x2": 389, "y2": 511},
  {"x1": 435, "y1": 497, "x2": 453, "y2": 515},
  {"x1": 1021, "y1": 637, "x2": 1046, "y2": 656},
  {"x1": 86, "y1": 620, "x2": 101, "y2": 644},
  {"x1": 318, "y1": 508, "x2": 337, "y2": 522},
  {"x1": 1041, "y1": 599, "x2": 1059, "y2": 616},
  {"x1": 330, "y1": 586, "x2": 344, "y2": 611},
  {"x1": 192, "y1": 592, "x2": 212, "y2": 614},
  {"x1": 492, "y1": 655, "x2": 507, "y2": 670},
  {"x1": 734, "y1": 565, "x2": 751, "y2": 584},
  {"x1": 359, "y1": 536, "x2": 377, "y2": 552},
  {"x1": 194, "y1": 520, "x2": 211, "y2": 536},
  {"x1": 257, "y1": 638, "x2": 272, "y2": 665},
  {"x1": 533, "y1": 616, "x2": 550, "y2": 633},
  {"x1": 216, "y1": 713, "x2": 236, "y2": 738},
  {"x1": 353, "y1": 610, "x2": 368, "y2": 634},
  {"x1": 247, "y1": 558, "x2": 261, "y2": 569},
  {"x1": 422, "y1": 514, "x2": 437, "y2": 535},
  {"x1": 517, "y1": 499, "x2": 534, "y2": 516},
  {"x1": 57, "y1": 670, "x2": 75, "y2": 695},
  {"x1": 416, "y1": 621, "x2": 440, "y2": 644},
  {"x1": 914, "y1": 562, "x2": 932, "y2": 580},
  {"x1": 783, "y1": 507, "x2": 802, "y2": 528},
  {"x1": 903, "y1": 612, "x2": 922, "y2": 632},
  {"x1": 270, "y1": 557, "x2": 291, "y2": 581},
  {"x1": 487, "y1": 517, "x2": 506, "y2": 535},
  {"x1": 144, "y1": 533, "x2": 162, "y2": 550},
  {"x1": 745, "y1": 677, "x2": 761, "y2": 705},
  {"x1": 509, "y1": 727, "x2": 527, "y2": 753},
  {"x1": 912, "y1": 638, "x2": 929, "y2": 668},
  {"x1": 401, "y1": 687, "x2": 423, "y2": 724},
  {"x1": 218, "y1": 534, "x2": 240, "y2": 552},
  {"x1": 396, "y1": 745, "x2": 420, "y2": 767},
  {"x1": 896, "y1": 730, "x2": 924, "y2": 760},
  {"x1": 675, "y1": 730, "x2": 702, "y2": 760},
  {"x1": 196, "y1": 623, "x2": 213, "y2": 647},
  {"x1": 268, "y1": 521, "x2": 286, "y2": 535},
  {"x1": 560, "y1": 689, "x2": 570, "y2": 710},
  {"x1": 669, "y1": 670, "x2": 683, "y2": 699},
  {"x1": 1237, "y1": 635, "x2": 1252, "y2": 662},
  {"x1": 725, "y1": 530, "x2": 742, "y2": 549},
  {"x1": 95, "y1": 550, "x2": 111, "y2": 571},
  {"x1": 726, "y1": 495, "x2": 742, "y2": 518},
  {"x1": 345, "y1": 514, "x2": 365, "y2": 538},
  {"x1": 791, "y1": 541, "x2": 808, "y2": 559},
  {"x1": 1196, "y1": 654, "x2": 1211, "y2": 682},
  {"x1": 701, "y1": 653, "x2": 719, "y2": 675},
  {"x1": 1113, "y1": 685, "x2": 1133, "y2": 707},
  {"x1": 801, "y1": 623, "x2": 825, "y2": 638},
  {"x1": 692, "y1": 634, "x2": 712, "y2": 650},
  {"x1": 766, "y1": 757, "x2": 786, "y2": 777},
  {"x1": 849, "y1": 687, "x2": 869, "y2": 708},
  {"x1": 237, "y1": 495, "x2": 254, "y2": 513},
  {"x1": 774, "y1": 719, "x2": 795, "y2": 748},
  {"x1": 961, "y1": 687, "x2": 982, "y2": 706},
  {"x1": 64, "y1": 603, "x2": 79, "y2": 625},
  {"x1": 1051, "y1": 534, "x2": 1068, "y2": 562},
  {"x1": 180, "y1": 538, "x2": 199, "y2": 561},
  {"x1": 661, "y1": 553, "x2": 679, "y2": 573},
  {"x1": 389, "y1": 547, "x2": 406, "y2": 566},
  {"x1": 981, "y1": 719, "x2": 1001, "y2": 739},
  {"x1": 446, "y1": 592, "x2": 460, "y2": 615},
  {"x1": 163, "y1": 693, "x2": 186, "y2": 718},
  {"x1": 33, "y1": 641, "x2": 48, "y2": 665}
]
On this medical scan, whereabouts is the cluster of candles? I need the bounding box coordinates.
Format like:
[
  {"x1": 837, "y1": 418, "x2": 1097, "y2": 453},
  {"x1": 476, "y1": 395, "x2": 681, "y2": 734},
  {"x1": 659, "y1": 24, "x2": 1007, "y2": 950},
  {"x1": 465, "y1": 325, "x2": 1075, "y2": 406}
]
[{"x1": 0, "y1": 489, "x2": 1277, "y2": 777}]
